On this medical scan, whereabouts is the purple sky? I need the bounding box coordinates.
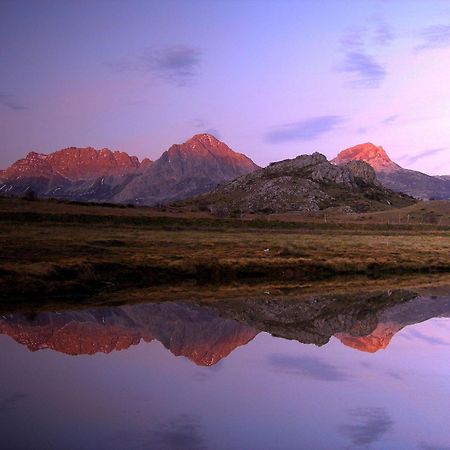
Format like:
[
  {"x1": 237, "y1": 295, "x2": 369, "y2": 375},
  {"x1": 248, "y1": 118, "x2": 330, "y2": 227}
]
[{"x1": 1, "y1": 0, "x2": 450, "y2": 174}]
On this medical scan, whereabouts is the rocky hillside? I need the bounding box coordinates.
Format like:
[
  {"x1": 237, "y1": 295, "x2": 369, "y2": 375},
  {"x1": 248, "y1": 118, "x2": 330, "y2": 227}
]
[
  {"x1": 182, "y1": 152, "x2": 415, "y2": 214},
  {"x1": 0, "y1": 134, "x2": 259, "y2": 205},
  {"x1": 333, "y1": 143, "x2": 450, "y2": 200},
  {"x1": 112, "y1": 133, "x2": 260, "y2": 205}
]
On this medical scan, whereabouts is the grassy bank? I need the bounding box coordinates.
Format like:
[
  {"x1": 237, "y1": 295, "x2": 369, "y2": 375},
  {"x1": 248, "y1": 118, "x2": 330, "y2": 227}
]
[{"x1": 1, "y1": 197, "x2": 450, "y2": 303}]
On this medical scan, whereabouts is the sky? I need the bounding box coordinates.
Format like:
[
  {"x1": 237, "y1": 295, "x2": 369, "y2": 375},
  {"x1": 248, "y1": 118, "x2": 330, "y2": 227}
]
[{"x1": 1, "y1": 0, "x2": 450, "y2": 174}]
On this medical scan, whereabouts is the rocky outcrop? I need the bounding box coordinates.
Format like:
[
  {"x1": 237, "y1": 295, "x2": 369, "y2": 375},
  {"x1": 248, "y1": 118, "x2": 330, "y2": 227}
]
[
  {"x1": 333, "y1": 143, "x2": 450, "y2": 200},
  {"x1": 208, "y1": 289, "x2": 417, "y2": 347},
  {"x1": 184, "y1": 152, "x2": 415, "y2": 214}
]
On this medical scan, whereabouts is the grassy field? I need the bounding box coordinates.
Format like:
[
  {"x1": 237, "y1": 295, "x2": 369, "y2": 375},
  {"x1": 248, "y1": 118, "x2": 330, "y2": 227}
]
[{"x1": 1, "y1": 197, "x2": 450, "y2": 305}]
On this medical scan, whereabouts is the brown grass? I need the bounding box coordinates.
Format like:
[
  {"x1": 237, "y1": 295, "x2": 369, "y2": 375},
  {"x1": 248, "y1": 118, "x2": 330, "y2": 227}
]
[{"x1": 1, "y1": 197, "x2": 450, "y2": 305}]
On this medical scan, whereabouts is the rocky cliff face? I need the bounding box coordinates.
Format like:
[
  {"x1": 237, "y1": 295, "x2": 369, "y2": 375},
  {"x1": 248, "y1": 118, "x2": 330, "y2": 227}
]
[
  {"x1": 183, "y1": 152, "x2": 415, "y2": 214},
  {"x1": 333, "y1": 143, "x2": 450, "y2": 200},
  {"x1": 112, "y1": 134, "x2": 260, "y2": 205}
]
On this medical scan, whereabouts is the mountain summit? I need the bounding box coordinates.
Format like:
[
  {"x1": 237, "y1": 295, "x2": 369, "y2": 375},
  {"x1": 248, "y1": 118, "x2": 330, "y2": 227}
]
[
  {"x1": 333, "y1": 143, "x2": 450, "y2": 200},
  {"x1": 112, "y1": 134, "x2": 260, "y2": 205},
  {"x1": 332, "y1": 143, "x2": 401, "y2": 172}
]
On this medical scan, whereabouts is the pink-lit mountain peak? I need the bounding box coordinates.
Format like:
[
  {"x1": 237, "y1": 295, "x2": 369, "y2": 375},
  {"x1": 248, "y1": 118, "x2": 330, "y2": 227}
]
[
  {"x1": 333, "y1": 143, "x2": 401, "y2": 173},
  {"x1": 2, "y1": 147, "x2": 149, "y2": 182}
]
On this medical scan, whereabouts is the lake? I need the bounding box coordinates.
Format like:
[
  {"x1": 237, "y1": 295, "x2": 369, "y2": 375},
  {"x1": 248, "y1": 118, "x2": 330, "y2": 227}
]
[{"x1": 1, "y1": 282, "x2": 450, "y2": 449}]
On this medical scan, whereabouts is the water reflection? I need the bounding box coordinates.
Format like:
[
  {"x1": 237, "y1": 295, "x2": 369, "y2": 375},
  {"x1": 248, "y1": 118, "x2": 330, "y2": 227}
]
[
  {"x1": 0, "y1": 303, "x2": 257, "y2": 365},
  {"x1": 1, "y1": 283, "x2": 450, "y2": 449},
  {"x1": 1, "y1": 284, "x2": 450, "y2": 364}
]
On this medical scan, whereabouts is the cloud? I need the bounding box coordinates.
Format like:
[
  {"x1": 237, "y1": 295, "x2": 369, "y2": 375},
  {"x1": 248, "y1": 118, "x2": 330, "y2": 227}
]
[
  {"x1": 192, "y1": 119, "x2": 207, "y2": 128},
  {"x1": 268, "y1": 354, "x2": 350, "y2": 381},
  {"x1": 107, "y1": 46, "x2": 202, "y2": 87},
  {"x1": 415, "y1": 25, "x2": 450, "y2": 52},
  {"x1": 340, "y1": 27, "x2": 366, "y2": 50},
  {"x1": 0, "y1": 392, "x2": 30, "y2": 413},
  {"x1": 386, "y1": 370, "x2": 404, "y2": 381},
  {"x1": 337, "y1": 51, "x2": 386, "y2": 88},
  {"x1": 0, "y1": 92, "x2": 28, "y2": 111},
  {"x1": 265, "y1": 115, "x2": 344, "y2": 143},
  {"x1": 149, "y1": 414, "x2": 206, "y2": 450},
  {"x1": 398, "y1": 148, "x2": 446, "y2": 166},
  {"x1": 381, "y1": 114, "x2": 398, "y2": 125},
  {"x1": 190, "y1": 119, "x2": 221, "y2": 139},
  {"x1": 419, "y1": 442, "x2": 450, "y2": 450},
  {"x1": 337, "y1": 21, "x2": 391, "y2": 88},
  {"x1": 339, "y1": 407, "x2": 393, "y2": 446},
  {"x1": 107, "y1": 414, "x2": 206, "y2": 449},
  {"x1": 374, "y1": 22, "x2": 395, "y2": 46},
  {"x1": 404, "y1": 328, "x2": 450, "y2": 346}
]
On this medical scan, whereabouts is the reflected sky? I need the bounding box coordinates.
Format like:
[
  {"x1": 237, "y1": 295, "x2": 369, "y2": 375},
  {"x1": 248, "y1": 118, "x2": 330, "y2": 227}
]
[{"x1": 1, "y1": 288, "x2": 450, "y2": 449}]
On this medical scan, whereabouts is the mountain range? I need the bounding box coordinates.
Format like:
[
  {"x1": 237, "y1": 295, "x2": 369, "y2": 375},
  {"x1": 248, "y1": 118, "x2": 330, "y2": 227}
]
[
  {"x1": 1, "y1": 136, "x2": 449, "y2": 206},
  {"x1": 0, "y1": 134, "x2": 259, "y2": 205},
  {"x1": 1, "y1": 286, "x2": 449, "y2": 362}
]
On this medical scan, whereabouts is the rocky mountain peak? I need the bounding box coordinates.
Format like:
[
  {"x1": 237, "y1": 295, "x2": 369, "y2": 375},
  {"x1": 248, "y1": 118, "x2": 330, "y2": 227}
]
[
  {"x1": 333, "y1": 143, "x2": 401, "y2": 172},
  {"x1": 188, "y1": 133, "x2": 221, "y2": 145}
]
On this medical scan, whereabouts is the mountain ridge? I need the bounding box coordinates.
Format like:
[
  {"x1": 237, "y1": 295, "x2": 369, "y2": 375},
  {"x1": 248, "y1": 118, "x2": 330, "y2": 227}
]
[{"x1": 0, "y1": 134, "x2": 260, "y2": 205}]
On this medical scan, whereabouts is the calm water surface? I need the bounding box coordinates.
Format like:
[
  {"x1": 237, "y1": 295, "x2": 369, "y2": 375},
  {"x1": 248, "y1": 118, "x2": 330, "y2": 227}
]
[{"x1": 1, "y1": 285, "x2": 450, "y2": 449}]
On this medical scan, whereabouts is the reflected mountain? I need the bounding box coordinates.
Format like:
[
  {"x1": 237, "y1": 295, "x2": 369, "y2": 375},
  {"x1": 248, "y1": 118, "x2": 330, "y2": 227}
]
[
  {"x1": 336, "y1": 292, "x2": 450, "y2": 352},
  {"x1": 0, "y1": 303, "x2": 257, "y2": 366},
  {"x1": 1, "y1": 285, "x2": 450, "y2": 363}
]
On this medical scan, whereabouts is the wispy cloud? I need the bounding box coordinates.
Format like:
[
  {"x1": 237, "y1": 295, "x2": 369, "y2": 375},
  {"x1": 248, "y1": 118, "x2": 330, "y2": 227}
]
[
  {"x1": 337, "y1": 51, "x2": 386, "y2": 88},
  {"x1": 149, "y1": 414, "x2": 206, "y2": 450},
  {"x1": 415, "y1": 25, "x2": 450, "y2": 52},
  {"x1": 381, "y1": 114, "x2": 398, "y2": 125},
  {"x1": 337, "y1": 21, "x2": 391, "y2": 89},
  {"x1": 373, "y1": 21, "x2": 395, "y2": 46},
  {"x1": 404, "y1": 328, "x2": 450, "y2": 346},
  {"x1": 265, "y1": 115, "x2": 344, "y2": 143},
  {"x1": 0, "y1": 92, "x2": 28, "y2": 111},
  {"x1": 106, "y1": 46, "x2": 202, "y2": 87},
  {"x1": 107, "y1": 414, "x2": 206, "y2": 449},
  {"x1": 268, "y1": 354, "x2": 350, "y2": 381},
  {"x1": 339, "y1": 407, "x2": 393, "y2": 446},
  {"x1": 192, "y1": 119, "x2": 207, "y2": 128},
  {"x1": 398, "y1": 148, "x2": 446, "y2": 166},
  {"x1": 0, "y1": 392, "x2": 30, "y2": 413},
  {"x1": 191, "y1": 119, "x2": 221, "y2": 139},
  {"x1": 419, "y1": 441, "x2": 450, "y2": 450}
]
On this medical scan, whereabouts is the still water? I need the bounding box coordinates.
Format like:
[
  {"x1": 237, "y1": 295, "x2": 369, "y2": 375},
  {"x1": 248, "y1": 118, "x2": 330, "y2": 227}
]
[{"x1": 1, "y1": 284, "x2": 450, "y2": 449}]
